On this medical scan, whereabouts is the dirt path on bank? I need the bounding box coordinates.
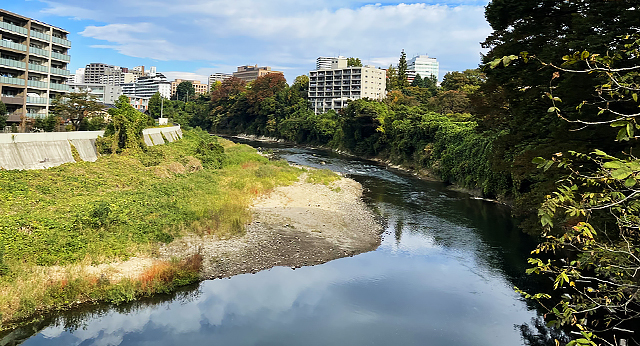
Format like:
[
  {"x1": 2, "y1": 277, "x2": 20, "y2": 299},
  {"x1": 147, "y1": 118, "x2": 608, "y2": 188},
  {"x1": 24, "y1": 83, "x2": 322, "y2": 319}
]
[{"x1": 160, "y1": 175, "x2": 383, "y2": 279}]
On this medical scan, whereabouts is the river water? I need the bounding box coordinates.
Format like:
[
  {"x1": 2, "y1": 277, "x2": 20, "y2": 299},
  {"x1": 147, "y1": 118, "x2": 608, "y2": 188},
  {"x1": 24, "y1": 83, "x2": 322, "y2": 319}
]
[{"x1": 12, "y1": 141, "x2": 546, "y2": 346}]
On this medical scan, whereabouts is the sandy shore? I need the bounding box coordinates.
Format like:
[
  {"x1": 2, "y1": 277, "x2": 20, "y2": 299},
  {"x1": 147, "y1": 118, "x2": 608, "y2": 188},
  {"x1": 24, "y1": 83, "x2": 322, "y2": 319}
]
[{"x1": 160, "y1": 174, "x2": 383, "y2": 279}]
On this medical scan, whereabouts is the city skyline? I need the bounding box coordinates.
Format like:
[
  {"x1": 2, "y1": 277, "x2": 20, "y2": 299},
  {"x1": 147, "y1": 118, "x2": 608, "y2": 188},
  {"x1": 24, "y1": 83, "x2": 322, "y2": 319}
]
[{"x1": 3, "y1": 0, "x2": 491, "y2": 83}]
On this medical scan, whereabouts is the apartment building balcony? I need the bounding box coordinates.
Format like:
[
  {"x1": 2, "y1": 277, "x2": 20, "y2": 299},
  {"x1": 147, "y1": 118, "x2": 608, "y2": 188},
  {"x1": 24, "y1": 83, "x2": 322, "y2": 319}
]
[
  {"x1": 29, "y1": 46, "x2": 49, "y2": 57},
  {"x1": 0, "y1": 39, "x2": 27, "y2": 52},
  {"x1": 50, "y1": 51, "x2": 70, "y2": 62},
  {"x1": 0, "y1": 76, "x2": 26, "y2": 86},
  {"x1": 7, "y1": 111, "x2": 23, "y2": 122},
  {"x1": 1, "y1": 96, "x2": 23, "y2": 105},
  {"x1": 29, "y1": 30, "x2": 51, "y2": 42},
  {"x1": 26, "y1": 111, "x2": 48, "y2": 119},
  {"x1": 0, "y1": 57, "x2": 26, "y2": 70},
  {"x1": 50, "y1": 67, "x2": 70, "y2": 76},
  {"x1": 26, "y1": 96, "x2": 48, "y2": 105},
  {"x1": 50, "y1": 82, "x2": 69, "y2": 91},
  {"x1": 27, "y1": 80, "x2": 48, "y2": 89},
  {"x1": 52, "y1": 36, "x2": 71, "y2": 47},
  {"x1": 0, "y1": 21, "x2": 28, "y2": 36},
  {"x1": 28, "y1": 63, "x2": 48, "y2": 73}
]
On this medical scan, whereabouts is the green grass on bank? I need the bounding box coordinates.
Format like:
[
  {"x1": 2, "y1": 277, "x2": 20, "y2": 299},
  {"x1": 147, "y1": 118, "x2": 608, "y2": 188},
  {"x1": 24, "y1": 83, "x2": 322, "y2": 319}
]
[{"x1": 0, "y1": 129, "x2": 302, "y2": 326}]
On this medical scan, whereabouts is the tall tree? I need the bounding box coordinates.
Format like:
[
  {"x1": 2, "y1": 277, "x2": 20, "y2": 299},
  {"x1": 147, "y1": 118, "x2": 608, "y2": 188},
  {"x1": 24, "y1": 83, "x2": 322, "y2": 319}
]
[
  {"x1": 397, "y1": 50, "x2": 409, "y2": 89},
  {"x1": 347, "y1": 57, "x2": 362, "y2": 67},
  {"x1": 148, "y1": 92, "x2": 163, "y2": 119},
  {"x1": 175, "y1": 81, "x2": 195, "y2": 101},
  {"x1": 50, "y1": 92, "x2": 104, "y2": 131},
  {"x1": 0, "y1": 100, "x2": 6, "y2": 129},
  {"x1": 386, "y1": 65, "x2": 398, "y2": 91}
]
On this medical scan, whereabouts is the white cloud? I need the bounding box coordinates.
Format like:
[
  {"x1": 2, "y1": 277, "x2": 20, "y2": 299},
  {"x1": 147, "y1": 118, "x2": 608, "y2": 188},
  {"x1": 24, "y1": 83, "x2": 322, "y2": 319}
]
[{"x1": 42, "y1": 1, "x2": 491, "y2": 80}]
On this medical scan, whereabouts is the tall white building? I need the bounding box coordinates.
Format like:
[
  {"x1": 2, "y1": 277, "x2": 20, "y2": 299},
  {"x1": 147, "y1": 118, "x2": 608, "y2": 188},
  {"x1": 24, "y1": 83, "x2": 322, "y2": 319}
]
[
  {"x1": 407, "y1": 55, "x2": 439, "y2": 82},
  {"x1": 73, "y1": 68, "x2": 85, "y2": 83},
  {"x1": 208, "y1": 72, "x2": 232, "y2": 88},
  {"x1": 308, "y1": 62, "x2": 386, "y2": 114},
  {"x1": 121, "y1": 73, "x2": 171, "y2": 111},
  {"x1": 316, "y1": 56, "x2": 346, "y2": 70}
]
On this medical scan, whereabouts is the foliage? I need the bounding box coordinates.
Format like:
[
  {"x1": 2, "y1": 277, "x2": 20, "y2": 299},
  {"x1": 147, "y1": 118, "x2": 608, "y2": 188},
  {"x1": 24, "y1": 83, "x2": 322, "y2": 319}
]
[
  {"x1": 175, "y1": 81, "x2": 196, "y2": 101},
  {"x1": 513, "y1": 36, "x2": 640, "y2": 346},
  {"x1": 347, "y1": 57, "x2": 362, "y2": 67},
  {"x1": 33, "y1": 114, "x2": 61, "y2": 132},
  {"x1": 397, "y1": 49, "x2": 409, "y2": 89},
  {"x1": 100, "y1": 95, "x2": 152, "y2": 153},
  {"x1": 148, "y1": 92, "x2": 163, "y2": 119},
  {"x1": 0, "y1": 100, "x2": 6, "y2": 129},
  {"x1": 195, "y1": 135, "x2": 226, "y2": 169},
  {"x1": 50, "y1": 92, "x2": 105, "y2": 131}
]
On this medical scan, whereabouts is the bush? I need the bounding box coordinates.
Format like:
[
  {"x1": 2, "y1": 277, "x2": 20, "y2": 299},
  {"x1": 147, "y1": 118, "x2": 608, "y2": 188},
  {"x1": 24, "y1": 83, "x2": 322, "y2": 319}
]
[{"x1": 196, "y1": 137, "x2": 226, "y2": 169}]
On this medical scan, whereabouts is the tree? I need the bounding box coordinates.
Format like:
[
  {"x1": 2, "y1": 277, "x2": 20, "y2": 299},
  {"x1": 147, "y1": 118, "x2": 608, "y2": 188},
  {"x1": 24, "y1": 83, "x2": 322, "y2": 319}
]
[
  {"x1": 34, "y1": 114, "x2": 61, "y2": 132},
  {"x1": 292, "y1": 75, "x2": 310, "y2": 99},
  {"x1": 410, "y1": 73, "x2": 423, "y2": 88},
  {"x1": 100, "y1": 95, "x2": 151, "y2": 152},
  {"x1": 513, "y1": 36, "x2": 640, "y2": 346},
  {"x1": 397, "y1": 50, "x2": 409, "y2": 89},
  {"x1": 50, "y1": 92, "x2": 104, "y2": 131},
  {"x1": 175, "y1": 81, "x2": 195, "y2": 102},
  {"x1": 386, "y1": 65, "x2": 398, "y2": 91},
  {"x1": 441, "y1": 69, "x2": 485, "y2": 92},
  {"x1": 347, "y1": 57, "x2": 362, "y2": 67},
  {"x1": 148, "y1": 92, "x2": 163, "y2": 119},
  {"x1": 0, "y1": 100, "x2": 6, "y2": 129}
]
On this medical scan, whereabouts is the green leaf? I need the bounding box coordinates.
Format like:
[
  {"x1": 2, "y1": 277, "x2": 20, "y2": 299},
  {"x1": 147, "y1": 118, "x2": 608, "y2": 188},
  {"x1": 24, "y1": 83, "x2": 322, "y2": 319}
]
[
  {"x1": 624, "y1": 178, "x2": 636, "y2": 188},
  {"x1": 612, "y1": 167, "x2": 633, "y2": 180},
  {"x1": 593, "y1": 149, "x2": 607, "y2": 156},
  {"x1": 548, "y1": 107, "x2": 559, "y2": 113},
  {"x1": 617, "y1": 128, "x2": 630, "y2": 141},
  {"x1": 633, "y1": 93, "x2": 638, "y2": 103},
  {"x1": 581, "y1": 51, "x2": 590, "y2": 60},
  {"x1": 611, "y1": 121, "x2": 627, "y2": 127},
  {"x1": 603, "y1": 161, "x2": 624, "y2": 169},
  {"x1": 532, "y1": 157, "x2": 546, "y2": 164}
]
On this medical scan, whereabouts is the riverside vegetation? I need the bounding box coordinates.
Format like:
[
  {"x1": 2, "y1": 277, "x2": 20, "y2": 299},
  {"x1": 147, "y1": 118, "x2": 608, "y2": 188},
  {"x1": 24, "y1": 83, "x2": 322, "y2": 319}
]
[
  {"x1": 133, "y1": 2, "x2": 637, "y2": 344},
  {"x1": 0, "y1": 110, "x2": 340, "y2": 330}
]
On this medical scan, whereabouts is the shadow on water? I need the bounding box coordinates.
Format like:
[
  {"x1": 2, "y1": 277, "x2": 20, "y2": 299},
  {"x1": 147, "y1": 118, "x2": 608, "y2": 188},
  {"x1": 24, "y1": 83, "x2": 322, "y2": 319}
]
[{"x1": 5, "y1": 139, "x2": 556, "y2": 346}]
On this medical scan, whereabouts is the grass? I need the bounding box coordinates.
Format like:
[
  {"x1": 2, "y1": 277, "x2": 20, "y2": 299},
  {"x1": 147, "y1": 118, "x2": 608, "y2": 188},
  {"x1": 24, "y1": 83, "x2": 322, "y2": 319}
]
[
  {"x1": 305, "y1": 168, "x2": 341, "y2": 186},
  {"x1": 0, "y1": 129, "x2": 303, "y2": 328}
]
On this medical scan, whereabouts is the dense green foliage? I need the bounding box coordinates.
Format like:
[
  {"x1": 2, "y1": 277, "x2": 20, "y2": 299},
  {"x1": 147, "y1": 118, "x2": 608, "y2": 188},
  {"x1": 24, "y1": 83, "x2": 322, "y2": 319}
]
[
  {"x1": 50, "y1": 92, "x2": 105, "y2": 131},
  {"x1": 0, "y1": 100, "x2": 6, "y2": 129}
]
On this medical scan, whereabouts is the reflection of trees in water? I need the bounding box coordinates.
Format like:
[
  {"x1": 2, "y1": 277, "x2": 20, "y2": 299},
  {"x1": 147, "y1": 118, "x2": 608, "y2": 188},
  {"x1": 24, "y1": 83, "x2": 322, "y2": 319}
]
[
  {"x1": 518, "y1": 317, "x2": 570, "y2": 346},
  {"x1": 0, "y1": 283, "x2": 201, "y2": 345}
]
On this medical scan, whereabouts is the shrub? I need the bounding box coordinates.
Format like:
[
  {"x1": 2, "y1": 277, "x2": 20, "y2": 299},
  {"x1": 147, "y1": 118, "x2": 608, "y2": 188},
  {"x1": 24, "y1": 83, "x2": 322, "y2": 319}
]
[{"x1": 196, "y1": 137, "x2": 226, "y2": 169}]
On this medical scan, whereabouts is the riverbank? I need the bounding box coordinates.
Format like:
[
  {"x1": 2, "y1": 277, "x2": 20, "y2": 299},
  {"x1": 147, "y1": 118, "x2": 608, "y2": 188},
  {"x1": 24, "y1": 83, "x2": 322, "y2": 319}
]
[
  {"x1": 225, "y1": 134, "x2": 511, "y2": 206},
  {"x1": 0, "y1": 131, "x2": 382, "y2": 331}
]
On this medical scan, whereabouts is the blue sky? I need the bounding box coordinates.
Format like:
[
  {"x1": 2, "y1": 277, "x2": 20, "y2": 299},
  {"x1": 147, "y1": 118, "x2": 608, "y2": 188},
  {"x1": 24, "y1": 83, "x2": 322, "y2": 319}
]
[{"x1": 3, "y1": 0, "x2": 491, "y2": 83}]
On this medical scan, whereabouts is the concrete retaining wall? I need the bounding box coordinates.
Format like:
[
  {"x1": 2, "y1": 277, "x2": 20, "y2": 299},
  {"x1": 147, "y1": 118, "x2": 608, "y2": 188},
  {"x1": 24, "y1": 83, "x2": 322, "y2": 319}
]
[{"x1": 0, "y1": 126, "x2": 182, "y2": 170}]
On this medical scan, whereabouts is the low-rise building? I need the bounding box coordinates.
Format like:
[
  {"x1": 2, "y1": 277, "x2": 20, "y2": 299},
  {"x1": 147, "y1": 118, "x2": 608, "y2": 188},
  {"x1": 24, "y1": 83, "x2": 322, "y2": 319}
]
[
  {"x1": 233, "y1": 65, "x2": 283, "y2": 83},
  {"x1": 170, "y1": 79, "x2": 208, "y2": 98},
  {"x1": 121, "y1": 73, "x2": 170, "y2": 110},
  {"x1": 68, "y1": 82, "x2": 122, "y2": 105},
  {"x1": 308, "y1": 60, "x2": 386, "y2": 114}
]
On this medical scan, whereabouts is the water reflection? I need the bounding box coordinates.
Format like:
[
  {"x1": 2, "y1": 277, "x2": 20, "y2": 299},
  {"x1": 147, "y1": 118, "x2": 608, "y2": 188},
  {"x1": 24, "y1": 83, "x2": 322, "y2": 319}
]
[{"x1": 12, "y1": 140, "x2": 546, "y2": 346}]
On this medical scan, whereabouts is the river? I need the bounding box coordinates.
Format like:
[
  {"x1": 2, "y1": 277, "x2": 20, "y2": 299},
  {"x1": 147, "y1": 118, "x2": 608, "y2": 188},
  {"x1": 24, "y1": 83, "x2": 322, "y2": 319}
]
[{"x1": 7, "y1": 140, "x2": 547, "y2": 346}]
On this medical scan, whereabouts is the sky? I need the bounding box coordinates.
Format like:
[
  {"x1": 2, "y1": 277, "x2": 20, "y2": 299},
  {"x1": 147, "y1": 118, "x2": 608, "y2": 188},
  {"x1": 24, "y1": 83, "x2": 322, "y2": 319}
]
[{"x1": 4, "y1": 0, "x2": 492, "y2": 83}]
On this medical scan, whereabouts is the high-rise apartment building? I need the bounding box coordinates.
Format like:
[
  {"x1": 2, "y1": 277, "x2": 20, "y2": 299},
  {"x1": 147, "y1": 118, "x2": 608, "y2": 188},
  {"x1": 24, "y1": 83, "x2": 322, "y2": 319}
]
[
  {"x1": 233, "y1": 65, "x2": 283, "y2": 83},
  {"x1": 407, "y1": 55, "x2": 439, "y2": 82},
  {"x1": 0, "y1": 8, "x2": 71, "y2": 125},
  {"x1": 308, "y1": 61, "x2": 386, "y2": 114},
  {"x1": 316, "y1": 56, "x2": 346, "y2": 70}
]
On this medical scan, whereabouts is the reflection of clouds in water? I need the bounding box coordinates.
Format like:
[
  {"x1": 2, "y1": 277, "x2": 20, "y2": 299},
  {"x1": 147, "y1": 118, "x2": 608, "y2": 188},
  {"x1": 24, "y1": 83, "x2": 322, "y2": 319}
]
[{"x1": 29, "y1": 250, "x2": 533, "y2": 346}]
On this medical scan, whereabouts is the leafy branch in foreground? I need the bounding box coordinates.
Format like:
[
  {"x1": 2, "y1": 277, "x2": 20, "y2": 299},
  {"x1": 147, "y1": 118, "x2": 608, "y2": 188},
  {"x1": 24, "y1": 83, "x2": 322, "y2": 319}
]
[{"x1": 493, "y1": 35, "x2": 640, "y2": 346}]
